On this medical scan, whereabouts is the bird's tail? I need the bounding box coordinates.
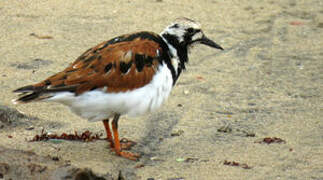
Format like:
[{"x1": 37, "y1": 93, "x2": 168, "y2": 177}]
[{"x1": 12, "y1": 85, "x2": 52, "y2": 104}]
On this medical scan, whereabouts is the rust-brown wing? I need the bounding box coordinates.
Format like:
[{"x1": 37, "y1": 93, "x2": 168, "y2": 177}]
[{"x1": 34, "y1": 32, "x2": 165, "y2": 95}]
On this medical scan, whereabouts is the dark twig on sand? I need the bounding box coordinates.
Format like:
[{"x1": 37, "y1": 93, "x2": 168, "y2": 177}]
[{"x1": 29, "y1": 129, "x2": 104, "y2": 142}]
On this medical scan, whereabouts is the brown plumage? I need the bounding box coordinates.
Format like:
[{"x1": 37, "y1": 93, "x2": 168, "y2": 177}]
[
  {"x1": 14, "y1": 32, "x2": 170, "y2": 103},
  {"x1": 38, "y1": 32, "x2": 163, "y2": 94}
]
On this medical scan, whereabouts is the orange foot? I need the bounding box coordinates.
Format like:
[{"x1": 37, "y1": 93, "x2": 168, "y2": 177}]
[
  {"x1": 116, "y1": 151, "x2": 141, "y2": 161},
  {"x1": 106, "y1": 138, "x2": 137, "y2": 150}
]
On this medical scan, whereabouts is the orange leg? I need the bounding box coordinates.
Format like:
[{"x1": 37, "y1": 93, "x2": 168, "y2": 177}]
[
  {"x1": 102, "y1": 119, "x2": 114, "y2": 148},
  {"x1": 103, "y1": 119, "x2": 137, "y2": 150},
  {"x1": 111, "y1": 114, "x2": 140, "y2": 161}
]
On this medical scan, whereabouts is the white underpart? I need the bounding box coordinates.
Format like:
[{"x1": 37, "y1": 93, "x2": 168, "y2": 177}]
[{"x1": 46, "y1": 63, "x2": 173, "y2": 122}]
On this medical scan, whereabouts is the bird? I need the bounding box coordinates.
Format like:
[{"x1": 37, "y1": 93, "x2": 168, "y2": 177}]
[{"x1": 12, "y1": 17, "x2": 223, "y2": 161}]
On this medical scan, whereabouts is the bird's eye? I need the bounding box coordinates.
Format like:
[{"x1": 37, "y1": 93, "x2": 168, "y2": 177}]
[
  {"x1": 187, "y1": 28, "x2": 201, "y2": 35},
  {"x1": 187, "y1": 28, "x2": 195, "y2": 34}
]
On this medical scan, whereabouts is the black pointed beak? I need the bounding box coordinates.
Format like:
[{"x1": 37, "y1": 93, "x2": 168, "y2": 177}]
[{"x1": 199, "y1": 36, "x2": 224, "y2": 50}]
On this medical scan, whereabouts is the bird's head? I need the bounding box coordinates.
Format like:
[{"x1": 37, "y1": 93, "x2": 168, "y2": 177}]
[{"x1": 161, "y1": 17, "x2": 223, "y2": 51}]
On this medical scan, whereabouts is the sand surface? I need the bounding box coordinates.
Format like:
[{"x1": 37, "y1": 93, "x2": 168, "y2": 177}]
[{"x1": 0, "y1": 0, "x2": 322, "y2": 179}]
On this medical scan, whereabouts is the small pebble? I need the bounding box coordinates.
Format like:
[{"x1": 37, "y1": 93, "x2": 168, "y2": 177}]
[
  {"x1": 171, "y1": 129, "x2": 184, "y2": 136},
  {"x1": 217, "y1": 126, "x2": 232, "y2": 133},
  {"x1": 150, "y1": 156, "x2": 162, "y2": 161},
  {"x1": 25, "y1": 126, "x2": 34, "y2": 130},
  {"x1": 47, "y1": 131, "x2": 55, "y2": 136},
  {"x1": 242, "y1": 130, "x2": 255, "y2": 137},
  {"x1": 134, "y1": 164, "x2": 145, "y2": 168},
  {"x1": 52, "y1": 156, "x2": 59, "y2": 161},
  {"x1": 184, "y1": 157, "x2": 199, "y2": 163},
  {"x1": 176, "y1": 158, "x2": 185, "y2": 162},
  {"x1": 255, "y1": 137, "x2": 286, "y2": 144},
  {"x1": 183, "y1": 90, "x2": 189, "y2": 95}
]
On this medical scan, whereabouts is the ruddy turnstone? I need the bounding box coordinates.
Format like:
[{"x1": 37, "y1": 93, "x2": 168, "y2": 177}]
[{"x1": 13, "y1": 17, "x2": 223, "y2": 161}]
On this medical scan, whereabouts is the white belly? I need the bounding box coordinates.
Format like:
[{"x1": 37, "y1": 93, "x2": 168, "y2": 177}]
[{"x1": 47, "y1": 63, "x2": 173, "y2": 122}]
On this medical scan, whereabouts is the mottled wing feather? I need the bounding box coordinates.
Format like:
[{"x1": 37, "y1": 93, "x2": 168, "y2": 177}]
[{"x1": 35, "y1": 32, "x2": 164, "y2": 95}]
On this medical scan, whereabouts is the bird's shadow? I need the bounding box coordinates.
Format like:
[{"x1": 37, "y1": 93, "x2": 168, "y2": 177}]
[{"x1": 136, "y1": 110, "x2": 181, "y2": 163}]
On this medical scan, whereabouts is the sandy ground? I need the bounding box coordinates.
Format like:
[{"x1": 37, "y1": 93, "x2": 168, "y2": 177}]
[{"x1": 0, "y1": 0, "x2": 322, "y2": 179}]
